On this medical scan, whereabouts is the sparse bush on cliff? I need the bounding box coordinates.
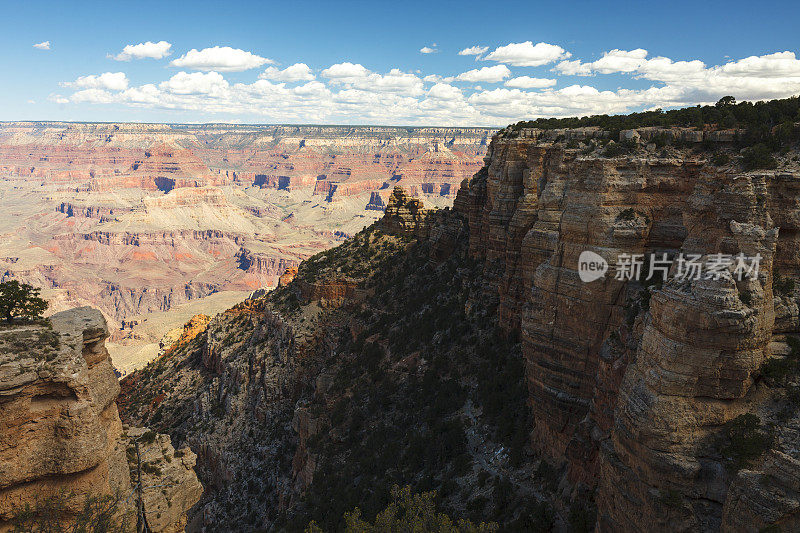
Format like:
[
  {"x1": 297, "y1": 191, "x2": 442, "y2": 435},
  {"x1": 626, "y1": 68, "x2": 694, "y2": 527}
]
[
  {"x1": 712, "y1": 152, "x2": 731, "y2": 166},
  {"x1": 9, "y1": 490, "x2": 129, "y2": 533},
  {"x1": 774, "y1": 276, "x2": 796, "y2": 297},
  {"x1": 741, "y1": 143, "x2": 778, "y2": 170},
  {"x1": 719, "y1": 414, "x2": 774, "y2": 471}
]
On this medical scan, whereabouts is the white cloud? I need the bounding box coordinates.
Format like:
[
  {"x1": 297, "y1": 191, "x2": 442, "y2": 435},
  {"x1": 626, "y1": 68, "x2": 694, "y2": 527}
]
[
  {"x1": 61, "y1": 72, "x2": 129, "y2": 91},
  {"x1": 259, "y1": 63, "x2": 315, "y2": 82},
  {"x1": 321, "y1": 62, "x2": 371, "y2": 80},
  {"x1": 33, "y1": 41, "x2": 50, "y2": 50},
  {"x1": 159, "y1": 71, "x2": 229, "y2": 95},
  {"x1": 364, "y1": 69, "x2": 424, "y2": 95},
  {"x1": 320, "y1": 63, "x2": 424, "y2": 95},
  {"x1": 169, "y1": 46, "x2": 273, "y2": 72},
  {"x1": 716, "y1": 51, "x2": 800, "y2": 77},
  {"x1": 52, "y1": 47, "x2": 800, "y2": 127},
  {"x1": 459, "y1": 45, "x2": 488, "y2": 56},
  {"x1": 636, "y1": 57, "x2": 706, "y2": 83},
  {"x1": 485, "y1": 41, "x2": 570, "y2": 67},
  {"x1": 112, "y1": 41, "x2": 172, "y2": 61},
  {"x1": 553, "y1": 60, "x2": 593, "y2": 76},
  {"x1": 505, "y1": 76, "x2": 557, "y2": 89},
  {"x1": 592, "y1": 48, "x2": 648, "y2": 73},
  {"x1": 554, "y1": 48, "x2": 648, "y2": 75},
  {"x1": 455, "y1": 65, "x2": 511, "y2": 83},
  {"x1": 420, "y1": 46, "x2": 438, "y2": 54},
  {"x1": 427, "y1": 83, "x2": 463, "y2": 100}
]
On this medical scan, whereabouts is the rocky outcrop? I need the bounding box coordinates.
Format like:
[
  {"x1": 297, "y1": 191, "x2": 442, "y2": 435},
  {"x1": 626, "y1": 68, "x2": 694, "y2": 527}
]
[
  {"x1": 159, "y1": 314, "x2": 212, "y2": 356},
  {"x1": 125, "y1": 428, "x2": 203, "y2": 533},
  {"x1": 365, "y1": 191, "x2": 387, "y2": 211},
  {"x1": 0, "y1": 307, "x2": 201, "y2": 532},
  {"x1": 381, "y1": 186, "x2": 431, "y2": 236},
  {"x1": 278, "y1": 267, "x2": 298, "y2": 287}
]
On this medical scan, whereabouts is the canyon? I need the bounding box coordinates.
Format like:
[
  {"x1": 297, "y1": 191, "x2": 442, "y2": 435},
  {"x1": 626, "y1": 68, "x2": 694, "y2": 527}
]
[
  {"x1": 5, "y1": 106, "x2": 800, "y2": 531},
  {"x1": 106, "y1": 117, "x2": 800, "y2": 530},
  {"x1": 0, "y1": 122, "x2": 491, "y2": 374}
]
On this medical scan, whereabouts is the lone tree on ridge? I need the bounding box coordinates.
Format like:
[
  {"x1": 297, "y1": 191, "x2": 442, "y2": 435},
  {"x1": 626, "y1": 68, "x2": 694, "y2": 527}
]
[{"x1": 0, "y1": 280, "x2": 48, "y2": 323}]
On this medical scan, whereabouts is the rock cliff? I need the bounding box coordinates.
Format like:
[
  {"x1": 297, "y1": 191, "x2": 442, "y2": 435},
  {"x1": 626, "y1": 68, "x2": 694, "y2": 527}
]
[
  {"x1": 0, "y1": 308, "x2": 201, "y2": 532},
  {"x1": 455, "y1": 126, "x2": 800, "y2": 531}
]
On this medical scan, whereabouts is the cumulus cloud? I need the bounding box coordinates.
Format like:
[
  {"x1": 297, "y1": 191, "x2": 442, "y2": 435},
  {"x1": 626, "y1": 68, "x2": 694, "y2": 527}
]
[
  {"x1": 592, "y1": 48, "x2": 648, "y2": 73},
  {"x1": 505, "y1": 76, "x2": 557, "y2": 89},
  {"x1": 160, "y1": 71, "x2": 229, "y2": 95},
  {"x1": 485, "y1": 41, "x2": 570, "y2": 67},
  {"x1": 427, "y1": 83, "x2": 463, "y2": 100},
  {"x1": 33, "y1": 41, "x2": 50, "y2": 50},
  {"x1": 458, "y1": 45, "x2": 488, "y2": 56},
  {"x1": 321, "y1": 62, "x2": 371, "y2": 80},
  {"x1": 455, "y1": 65, "x2": 511, "y2": 83},
  {"x1": 53, "y1": 48, "x2": 800, "y2": 127},
  {"x1": 320, "y1": 64, "x2": 424, "y2": 95},
  {"x1": 552, "y1": 61, "x2": 585, "y2": 76},
  {"x1": 554, "y1": 48, "x2": 648, "y2": 76},
  {"x1": 551, "y1": 49, "x2": 800, "y2": 104},
  {"x1": 61, "y1": 72, "x2": 129, "y2": 91},
  {"x1": 112, "y1": 41, "x2": 172, "y2": 61},
  {"x1": 170, "y1": 46, "x2": 273, "y2": 72},
  {"x1": 420, "y1": 46, "x2": 438, "y2": 54},
  {"x1": 259, "y1": 63, "x2": 315, "y2": 82}
]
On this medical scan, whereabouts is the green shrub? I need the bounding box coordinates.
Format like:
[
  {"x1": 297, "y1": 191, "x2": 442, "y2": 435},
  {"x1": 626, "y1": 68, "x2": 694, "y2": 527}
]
[
  {"x1": 741, "y1": 143, "x2": 778, "y2": 170},
  {"x1": 774, "y1": 276, "x2": 795, "y2": 297},
  {"x1": 761, "y1": 357, "x2": 795, "y2": 386},
  {"x1": 306, "y1": 485, "x2": 497, "y2": 532},
  {"x1": 712, "y1": 153, "x2": 730, "y2": 166},
  {"x1": 618, "y1": 208, "x2": 636, "y2": 221},
  {"x1": 10, "y1": 490, "x2": 128, "y2": 533},
  {"x1": 720, "y1": 414, "x2": 774, "y2": 471}
]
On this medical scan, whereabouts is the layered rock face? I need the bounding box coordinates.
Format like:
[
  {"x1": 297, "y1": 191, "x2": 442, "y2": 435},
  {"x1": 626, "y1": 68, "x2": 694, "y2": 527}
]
[
  {"x1": 0, "y1": 308, "x2": 201, "y2": 532},
  {"x1": 455, "y1": 128, "x2": 800, "y2": 531}
]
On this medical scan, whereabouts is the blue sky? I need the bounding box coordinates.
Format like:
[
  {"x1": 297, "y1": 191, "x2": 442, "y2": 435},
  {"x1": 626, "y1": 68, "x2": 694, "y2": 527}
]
[{"x1": 3, "y1": 0, "x2": 800, "y2": 126}]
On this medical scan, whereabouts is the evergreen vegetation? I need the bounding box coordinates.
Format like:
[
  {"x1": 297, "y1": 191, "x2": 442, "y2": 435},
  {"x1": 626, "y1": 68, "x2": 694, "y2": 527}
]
[
  {"x1": 0, "y1": 280, "x2": 48, "y2": 323},
  {"x1": 305, "y1": 486, "x2": 497, "y2": 533},
  {"x1": 508, "y1": 95, "x2": 800, "y2": 152}
]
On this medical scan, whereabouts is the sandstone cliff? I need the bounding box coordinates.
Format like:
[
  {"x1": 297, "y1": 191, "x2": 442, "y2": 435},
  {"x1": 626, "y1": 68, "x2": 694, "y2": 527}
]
[
  {"x1": 0, "y1": 308, "x2": 201, "y2": 532},
  {"x1": 455, "y1": 126, "x2": 800, "y2": 531}
]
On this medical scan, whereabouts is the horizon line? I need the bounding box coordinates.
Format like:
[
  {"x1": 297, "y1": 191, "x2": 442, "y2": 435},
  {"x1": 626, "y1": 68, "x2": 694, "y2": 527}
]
[{"x1": 0, "y1": 119, "x2": 501, "y2": 130}]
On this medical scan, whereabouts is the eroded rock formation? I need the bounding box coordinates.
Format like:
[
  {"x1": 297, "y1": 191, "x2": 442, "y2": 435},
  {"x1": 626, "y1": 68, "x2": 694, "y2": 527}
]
[{"x1": 0, "y1": 308, "x2": 201, "y2": 532}]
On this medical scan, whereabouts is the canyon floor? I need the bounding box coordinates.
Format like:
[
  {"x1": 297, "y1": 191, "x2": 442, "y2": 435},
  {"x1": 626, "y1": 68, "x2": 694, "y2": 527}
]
[{"x1": 0, "y1": 122, "x2": 491, "y2": 374}]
